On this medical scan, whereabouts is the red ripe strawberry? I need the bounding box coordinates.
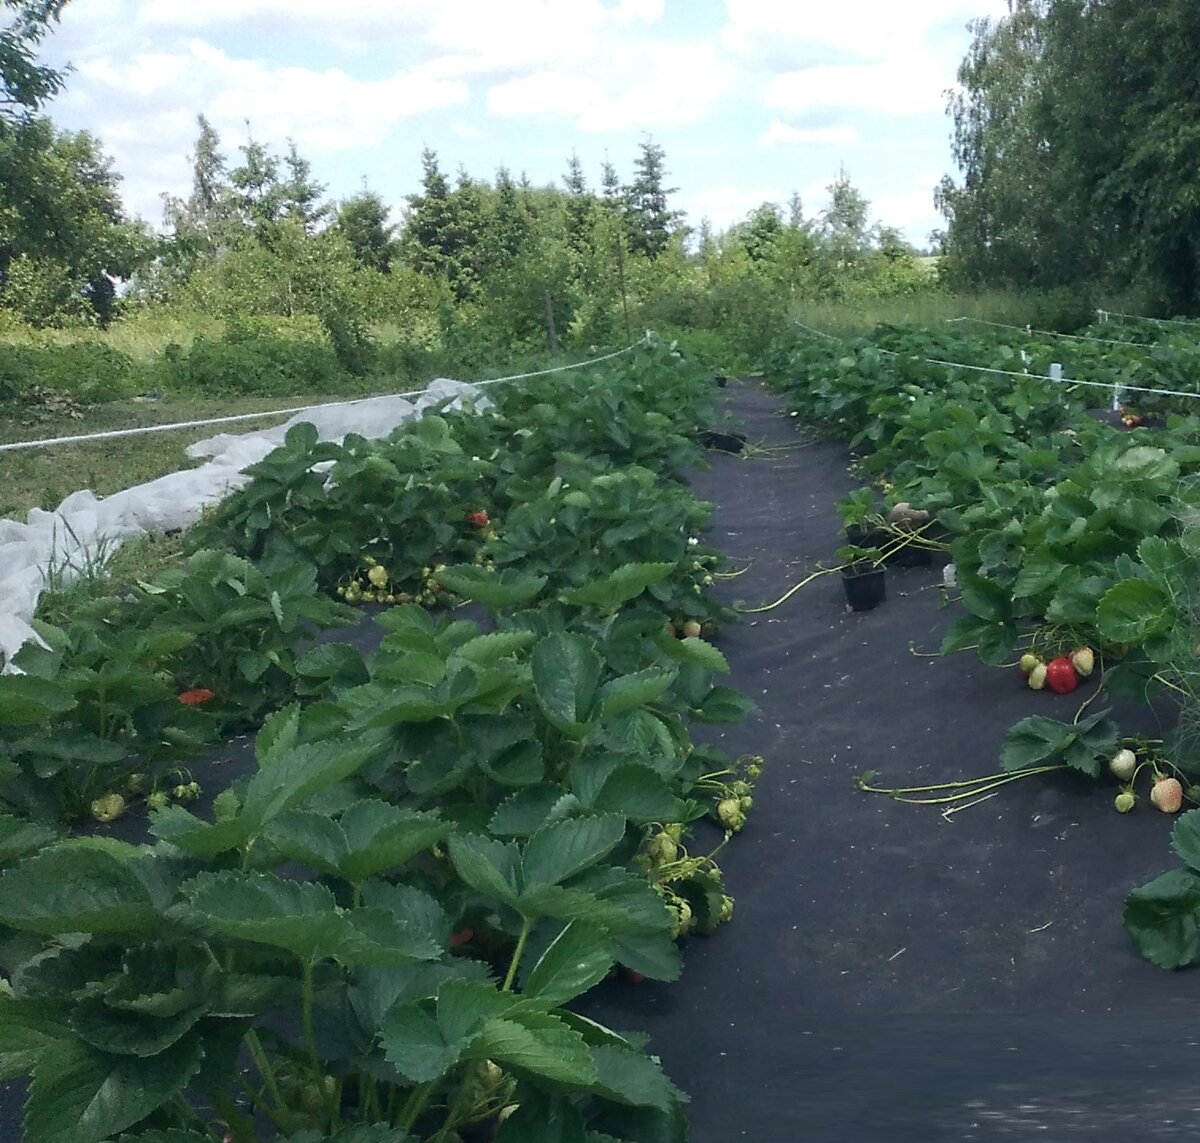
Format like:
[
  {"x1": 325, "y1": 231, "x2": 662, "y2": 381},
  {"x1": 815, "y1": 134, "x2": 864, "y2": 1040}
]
[
  {"x1": 1044, "y1": 657, "x2": 1078, "y2": 694},
  {"x1": 449, "y1": 928, "x2": 474, "y2": 948},
  {"x1": 621, "y1": 966, "x2": 646, "y2": 984},
  {"x1": 466, "y1": 510, "x2": 489, "y2": 528}
]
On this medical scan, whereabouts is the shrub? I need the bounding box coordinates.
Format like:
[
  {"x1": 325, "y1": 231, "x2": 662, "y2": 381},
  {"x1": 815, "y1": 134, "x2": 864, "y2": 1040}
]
[
  {"x1": 0, "y1": 342, "x2": 141, "y2": 402},
  {"x1": 157, "y1": 331, "x2": 352, "y2": 397}
]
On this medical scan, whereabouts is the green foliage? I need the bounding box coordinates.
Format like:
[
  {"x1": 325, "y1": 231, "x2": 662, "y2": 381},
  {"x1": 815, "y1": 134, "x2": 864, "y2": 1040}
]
[
  {"x1": 0, "y1": 339, "x2": 141, "y2": 400},
  {"x1": 1, "y1": 1, "x2": 68, "y2": 122},
  {"x1": 0, "y1": 344, "x2": 759, "y2": 1140},
  {"x1": 0, "y1": 116, "x2": 151, "y2": 326},
  {"x1": 158, "y1": 323, "x2": 351, "y2": 397},
  {"x1": 939, "y1": 0, "x2": 1200, "y2": 311}
]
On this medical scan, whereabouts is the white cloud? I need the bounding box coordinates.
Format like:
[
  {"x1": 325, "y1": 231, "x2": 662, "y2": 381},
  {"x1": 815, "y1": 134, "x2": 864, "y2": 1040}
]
[
  {"x1": 764, "y1": 55, "x2": 953, "y2": 118},
  {"x1": 759, "y1": 119, "x2": 860, "y2": 147},
  {"x1": 722, "y1": 0, "x2": 1010, "y2": 60},
  {"x1": 487, "y1": 43, "x2": 734, "y2": 132},
  {"x1": 678, "y1": 183, "x2": 788, "y2": 232}
]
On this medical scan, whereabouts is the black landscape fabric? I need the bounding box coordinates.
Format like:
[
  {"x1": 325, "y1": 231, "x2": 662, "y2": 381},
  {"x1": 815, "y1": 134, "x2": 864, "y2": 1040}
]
[
  {"x1": 577, "y1": 379, "x2": 1200, "y2": 1142},
  {"x1": 4, "y1": 379, "x2": 1199, "y2": 1143}
]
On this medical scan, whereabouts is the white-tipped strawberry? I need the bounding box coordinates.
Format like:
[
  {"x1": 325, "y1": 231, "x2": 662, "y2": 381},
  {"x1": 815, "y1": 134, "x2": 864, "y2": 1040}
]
[
  {"x1": 1151, "y1": 775, "x2": 1184, "y2": 814},
  {"x1": 1070, "y1": 647, "x2": 1095, "y2": 678},
  {"x1": 681, "y1": 619, "x2": 702, "y2": 639},
  {"x1": 1109, "y1": 748, "x2": 1137, "y2": 782},
  {"x1": 1027, "y1": 663, "x2": 1048, "y2": 691}
]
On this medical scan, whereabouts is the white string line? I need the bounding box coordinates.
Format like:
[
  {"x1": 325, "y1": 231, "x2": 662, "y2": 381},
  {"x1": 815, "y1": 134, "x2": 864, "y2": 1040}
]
[
  {"x1": 915, "y1": 355, "x2": 1200, "y2": 402},
  {"x1": 0, "y1": 342, "x2": 641, "y2": 454},
  {"x1": 946, "y1": 316, "x2": 1157, "y2": 349},
  {"x1": 1098, "y1": 309, "x2": 1200, "y2": 329},
  {"x1": 792, "y1": 319, "x2": 844, "y2": 341},
  {"x1": 789, "y1": 319, "x2": 1200, "y2": 401}
]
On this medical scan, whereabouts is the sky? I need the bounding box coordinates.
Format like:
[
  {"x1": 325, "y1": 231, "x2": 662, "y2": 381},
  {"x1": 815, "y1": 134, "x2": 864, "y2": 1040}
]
[{"x1": 39, "y1": 0, "x2": 1012, "y2": 249}]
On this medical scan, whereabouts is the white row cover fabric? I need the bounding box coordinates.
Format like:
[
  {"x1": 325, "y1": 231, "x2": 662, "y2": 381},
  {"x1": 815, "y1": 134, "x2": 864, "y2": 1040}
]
[{"x1": 0, "y1": 379, "x2": 484, "y2": 671}]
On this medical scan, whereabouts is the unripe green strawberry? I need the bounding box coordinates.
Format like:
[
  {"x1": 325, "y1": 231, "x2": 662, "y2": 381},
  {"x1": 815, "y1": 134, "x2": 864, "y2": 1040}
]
[
  {"x1": 1109, "y1": 748, "x2": 1137, "y2": 781},
  {"x1": 670, "y1": 899, "x2": 693, "y2": 938},
  {"x1": 719, "y1": 895, "x2": 735, "y2": 923},
  {"x1": 647, "y1": 833, "x2": 677, "y2": 865},
  {"x1": 682, "y1": 619, "x2": 702, "y2": 638},
  {"x1": 1070, "y1": 647, "x2": 1095, "y2": 677},
  {"x1": 1114, "y1": 790, "x2": 1137, "y2": 814},
  {"x1": 716, "y1": 798, "x2": 746, "y2": 831},
  {"x1": 367, "y1": 564, "x2": 389, "y2": 588},
  {"x1": 1019, "y1": 653, "x2": 1041, "y2": 674},
  {"x1": 730, "y1": 780, "x2": 751, "y2": 798},
  {"x1": 1151, "y1": 775, "x2": 1184, "y2": 814},
  {"x1": 146, "y1": 790, "x2": 170, "y2": 812},
  {"x1": 739, "y1": 795, "x2": 753, "y2": 812},
  {"x1": 1027, "y1": 663, "x2": 1048, "y2": 690},
  {"x1": 123, "y1": 772, "x2": 148, "y2": 795},
  {"x1": 745, "y1": 761, "x2": 763, "y2": 780},
  {"x1": 478, "y1": 1059, "x2": 505, "y2": 1091},
  {"x1": 90, "y1": 793, "x2": 126, "y2": 823},
  {"x1": 663, "y1": 822, "x2": 684, "y2": 843}
]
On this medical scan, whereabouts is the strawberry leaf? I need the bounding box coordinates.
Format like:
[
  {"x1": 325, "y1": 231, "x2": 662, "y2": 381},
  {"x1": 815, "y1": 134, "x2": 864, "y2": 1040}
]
[
  {"x1": 1124, "y1": 866, "x2": 1200, "y2": 969},
  {"x1": 24, "y1": 1034, "x2": 202, "y2": 1143},
  {"x1": 521, "y1": 920, "x2": 612, "y2": 1008}
]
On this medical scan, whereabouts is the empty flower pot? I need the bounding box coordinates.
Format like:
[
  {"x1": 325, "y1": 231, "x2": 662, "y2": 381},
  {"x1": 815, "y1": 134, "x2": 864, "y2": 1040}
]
[
  {"x1": 842, "y1": 564, "x2": 886, "y2": 611},
  {"x1": 697, "y1": 429, "x2": 747, "y2": 454}
]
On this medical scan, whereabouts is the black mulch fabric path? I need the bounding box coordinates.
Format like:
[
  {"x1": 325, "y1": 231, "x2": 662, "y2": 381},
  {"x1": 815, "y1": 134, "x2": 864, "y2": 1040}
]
[
  {"x1": 5, "y1": 379, "x2": 1200, "y2": 1142},
  {"x1": 577, "y1": 379, "x2": 1200, "y2": 1142}
]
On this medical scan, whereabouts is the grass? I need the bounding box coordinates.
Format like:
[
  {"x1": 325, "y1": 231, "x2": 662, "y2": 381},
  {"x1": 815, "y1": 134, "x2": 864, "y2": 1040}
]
[
  {"x1": 792, "y1": 289, "x2": 1147, "y2": 339},
  {"x1": 34, "y1": 530, "x2": 188, "y2": 626},
  {"x1": 0, "y1": 392, "x2": 323, "y2": 519}
]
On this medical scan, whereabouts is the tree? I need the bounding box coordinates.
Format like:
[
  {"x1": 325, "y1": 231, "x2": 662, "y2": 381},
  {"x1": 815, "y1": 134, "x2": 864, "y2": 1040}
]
[
  {"x1": 1, "y1": 0, "x2": 67, "y2": 122},
  {"x1": 189, "y1": 113, "x2": 226, "y2": 217},
  {"x1": 819, "y1": 168, "x2": 871, "y2": 262},
  {"x1": 280, "y1": 139, "x2": 328, "y2": 233},
  {"x1": 0, "y1": 117, "x2": 149, "y2": 323},
  {"x1": 740, "y1": 202, "x2": 783, "y2": 263},
  {"x1": 623, "y1": 137, "x2": 682, "y2": 258},
  {"x1": 935, "y1": 2, "x2": 1068, "y2": 289},
  {"x1": 229, "y1": 127, "x2": 285, "y2": 234},
  {"x1": 562, "y1": 151, "x2": 593, "y2": 254},
  {"x1": 334, "y1": 189, "x2": 395, "y2": 273}
]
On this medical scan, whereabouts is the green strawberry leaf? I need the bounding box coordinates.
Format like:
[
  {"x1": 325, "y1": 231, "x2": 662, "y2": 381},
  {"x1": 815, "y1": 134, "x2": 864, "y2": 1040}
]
[
  {"x1": 1124, "y1": 866, "x2": 1200, "y2": 969},
  {"x1": 598, "y1": 668, "x2": 677, "y2": 718},
  {"x1": 184, "y1": 871, "x2": 347, "y2": 961},
  {"x1": 1096, "y1": 579, "x2": 1174, "y2": 644},
  {"x1": 521, "y1": 815, "x2": 626, "y2": 892},
  {"x1": 0, "y1": 844, "x2": 160, "y2": 937},
  {"x1": 521, "y1": 920, "x2": 612, "y2": 1007},
  {"x1": 531, "y1": 632, "x2": 601, "y2": 732},
  {"x1": 24, "y1": 1034, "x2": 203, "y2": 1143}
]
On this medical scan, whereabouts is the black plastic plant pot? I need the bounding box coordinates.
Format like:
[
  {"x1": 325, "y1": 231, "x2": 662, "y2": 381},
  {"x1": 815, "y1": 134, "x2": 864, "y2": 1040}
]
[
  {"x1": 842, "y1": 564, "x2": 886, "y2": 611},
  {"x1": 697, "y1": 429, "x2": 747, "y2": 454},
  {"x1": 845, "y1": 524, "x2": 889, "y2": 549},
  {"x1": 886, "y1": 543, "x2": 933, "y2": 569}
]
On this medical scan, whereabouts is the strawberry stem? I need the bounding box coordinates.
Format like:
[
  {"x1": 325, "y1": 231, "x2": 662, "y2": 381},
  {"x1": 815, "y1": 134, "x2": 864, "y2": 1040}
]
[
  {"x1": 855, "y1": 764, "x2": 1062, "y2": 796},
  {"x1": 888, "y1": 767, "x2": 1067, "y2": 805}
]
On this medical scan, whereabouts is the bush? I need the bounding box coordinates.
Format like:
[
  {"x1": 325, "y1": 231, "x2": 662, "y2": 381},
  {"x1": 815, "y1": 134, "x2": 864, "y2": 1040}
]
[
  {"x1": 0, "y1": 342, "x2": 141, "y2": 402},
  {"x1": 157, "y1": 330, "x2": 353, "y2": 397}
]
